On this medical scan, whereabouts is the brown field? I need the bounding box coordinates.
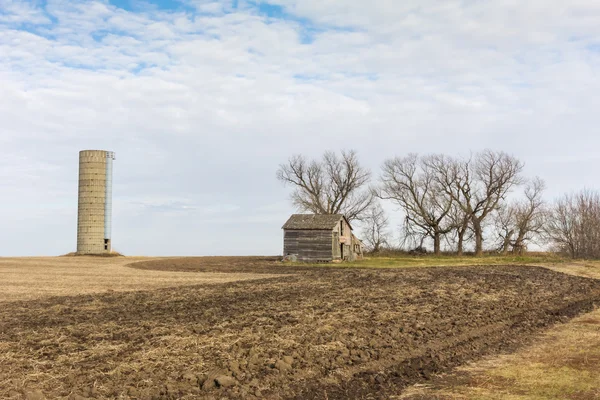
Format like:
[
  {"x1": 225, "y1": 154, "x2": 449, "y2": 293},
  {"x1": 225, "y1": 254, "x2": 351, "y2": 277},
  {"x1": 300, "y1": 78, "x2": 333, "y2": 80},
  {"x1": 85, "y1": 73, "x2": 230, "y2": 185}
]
[
  {"x1": 0, "y1": 257, "x2": 280, "y2": 302},
  {"x1": 1, "y1": 256, "x2": 600, "y2": 399}
]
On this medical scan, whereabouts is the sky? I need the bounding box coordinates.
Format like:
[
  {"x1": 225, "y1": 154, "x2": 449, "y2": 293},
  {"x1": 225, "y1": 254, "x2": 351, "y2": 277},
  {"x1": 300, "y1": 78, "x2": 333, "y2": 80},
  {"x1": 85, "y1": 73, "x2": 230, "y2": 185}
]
[{"x1": 1, "y1": 0, "x2": 599, "y2": 256}]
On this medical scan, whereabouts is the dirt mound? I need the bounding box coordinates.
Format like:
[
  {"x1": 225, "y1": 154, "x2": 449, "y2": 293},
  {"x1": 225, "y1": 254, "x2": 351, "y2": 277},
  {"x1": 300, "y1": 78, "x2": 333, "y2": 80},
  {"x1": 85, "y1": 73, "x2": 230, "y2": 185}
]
[
  {"x1": 60, "y1": 251, "x2": 125, "y2": 257},
  {"x1": 1, "y1": 264, "x2": 599, "y2": 399}
]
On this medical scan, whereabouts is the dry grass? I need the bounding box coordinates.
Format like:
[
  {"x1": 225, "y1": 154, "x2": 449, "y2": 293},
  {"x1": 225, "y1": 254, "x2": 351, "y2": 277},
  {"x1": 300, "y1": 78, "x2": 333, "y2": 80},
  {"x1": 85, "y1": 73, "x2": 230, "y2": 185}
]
[
  {"x1": 544, "y1": 260, "x2": 600, "y2": 280},
  {"x1": 400, "y1": 260, "x2": 600, "y2": 400},
  {"x1": 350, "y1": 252, "x2": 567, "y2": 269},
  {"x1": 0, "y1": 257, "x2": 280, "y2": 302}
]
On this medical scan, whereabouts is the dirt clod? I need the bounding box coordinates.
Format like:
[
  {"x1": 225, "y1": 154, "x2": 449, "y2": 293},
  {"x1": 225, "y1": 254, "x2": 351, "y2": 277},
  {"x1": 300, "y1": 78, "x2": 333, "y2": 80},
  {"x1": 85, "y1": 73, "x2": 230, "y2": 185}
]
[
  {"x1": 215, "y1": 375, "x2": 237, "y2": 388},
  {"x1": 201, "y1": 379, "x2": 216, "y2": 391},
  {"x1": 283, "y1": 356, "x2": 294, "y2": 366},
  {"x1": 229, "y1": 361, "x2": 241, "y2": 377},
  {"x1": 24, "y1": 390, "x2": 46, "y2": 400},
  {"x1": 275, "y1": 359, "x2": 293, "y2": 372},
  {"x1": 181, "y1": 372, "x2": 197, "y2": 384}
]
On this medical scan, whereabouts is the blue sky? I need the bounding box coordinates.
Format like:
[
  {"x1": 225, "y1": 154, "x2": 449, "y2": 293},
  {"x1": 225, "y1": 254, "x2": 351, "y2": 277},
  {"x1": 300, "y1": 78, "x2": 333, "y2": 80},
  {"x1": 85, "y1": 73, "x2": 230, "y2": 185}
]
[
  {"x1": 1, "y1": 0, "x2": 600, "y2": 256},
  {"x1": 108, "y1": 0, "x2": 191, "y2": 12}
]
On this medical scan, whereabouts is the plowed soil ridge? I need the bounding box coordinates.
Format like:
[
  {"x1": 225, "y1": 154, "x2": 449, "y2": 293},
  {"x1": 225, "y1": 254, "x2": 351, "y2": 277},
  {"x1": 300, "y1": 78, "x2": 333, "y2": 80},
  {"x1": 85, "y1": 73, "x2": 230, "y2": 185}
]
[{"x1": 1, "y1": 262, "x2": 599, "y2": 400}]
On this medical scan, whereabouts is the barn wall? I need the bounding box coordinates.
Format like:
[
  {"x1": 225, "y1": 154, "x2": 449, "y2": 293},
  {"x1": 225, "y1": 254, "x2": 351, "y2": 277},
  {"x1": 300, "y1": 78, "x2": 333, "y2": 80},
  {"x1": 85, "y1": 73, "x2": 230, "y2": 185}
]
[
  {"x1": 332, "y1": 218, "x2": 353, "y2": 260},
  {"x1": 333, "y1": 232, "x2": 341, "y2": 259},
  {"x1": 284, "y1": 230, "x2": 333, "y2": 261},
  {"x1": 350, "y1": 235, "x2": 364, "y2": 261}
]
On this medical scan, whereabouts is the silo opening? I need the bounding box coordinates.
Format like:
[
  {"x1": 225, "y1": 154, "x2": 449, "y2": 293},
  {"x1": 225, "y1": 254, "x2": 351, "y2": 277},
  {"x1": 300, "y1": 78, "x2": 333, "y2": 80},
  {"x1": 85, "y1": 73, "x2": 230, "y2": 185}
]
[{"x1": 104, "y1": 239, "x2": 110, "y2": 251}]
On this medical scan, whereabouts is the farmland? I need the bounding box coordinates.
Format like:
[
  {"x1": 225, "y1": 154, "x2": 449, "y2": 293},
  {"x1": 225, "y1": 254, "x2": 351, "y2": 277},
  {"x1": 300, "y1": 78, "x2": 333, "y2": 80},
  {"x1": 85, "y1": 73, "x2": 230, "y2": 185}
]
[
  {"x1": 0, "y1": 257, "x2": 280, "y2": 303},
  {"x1": 1, "y1": 257, "x2": 600, "y2": 399}
]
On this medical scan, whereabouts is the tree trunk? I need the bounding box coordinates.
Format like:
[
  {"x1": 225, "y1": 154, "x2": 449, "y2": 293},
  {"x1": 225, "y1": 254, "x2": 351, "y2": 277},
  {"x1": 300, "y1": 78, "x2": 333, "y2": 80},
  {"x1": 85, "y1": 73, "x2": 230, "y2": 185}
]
[
  {"x1": 473, "y1": 219, "x2": 483, "y2": 257},
  {"x1": 433, "y1": 232, "x2": 441, "y2": 256},
  {"x1": 512, "y1": 232, "x2": 525, "y2": 255},
  {"x1": 456, "y1": 220, "x2": 468, "y2": 256},
  {"x1": 501, "y1": 231, "x2": 514, "y2": 255}
]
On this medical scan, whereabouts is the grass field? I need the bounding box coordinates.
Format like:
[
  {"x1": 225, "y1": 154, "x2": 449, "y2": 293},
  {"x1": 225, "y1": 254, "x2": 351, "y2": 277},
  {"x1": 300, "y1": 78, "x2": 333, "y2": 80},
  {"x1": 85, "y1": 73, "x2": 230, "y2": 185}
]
[
  {"x1": 0, "y1": 254, "x2": 599, "y2": 399},
  {"x1": 346, "y1": 252, "x2": 567, "y2": 269}
]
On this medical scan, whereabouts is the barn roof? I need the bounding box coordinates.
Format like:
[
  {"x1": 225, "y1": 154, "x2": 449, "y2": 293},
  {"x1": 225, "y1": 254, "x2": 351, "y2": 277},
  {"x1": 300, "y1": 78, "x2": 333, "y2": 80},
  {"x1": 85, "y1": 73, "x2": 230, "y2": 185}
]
[{"x1": 282, "y1": 214, "x2": 352, "y2": 230}]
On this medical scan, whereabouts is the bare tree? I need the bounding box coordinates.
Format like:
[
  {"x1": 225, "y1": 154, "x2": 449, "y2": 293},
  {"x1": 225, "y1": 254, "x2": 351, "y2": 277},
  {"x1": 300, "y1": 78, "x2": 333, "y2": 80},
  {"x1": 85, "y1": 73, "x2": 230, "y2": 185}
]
[
  {"x1": 360, "y1": 203, "x2": 391, "y2": 253},
  {"x1": 430, "y1": 150, "x2": 524, "y2": 256},
  {"x1": 418, "y1": 154, "x2": 471, "y2": 255},
  {"x1": 511, "y1": 177, "x2": 547, "y2": 253},
  {"x1": 399, "y1": 215, "x2": 427, "y2": 252},
  {"x1": 449, "y1": 203, "x2": 473, "y2": 256},
  {"x1": 378, "y1": 154, "x2": 455, "y2": 255},
  {"x1": 494, "y1": 204, "x2": 517, "y2": 255},
  {"x1": 277, "y1": 150, "x2": 374, "y2": 222},
  {"x1": 546, "y1": 189, "x2": 600, "y2": 259},
  {"x1": 546, "y1": 194, "x2": 577, "y2": 258},
  {"x1": 493, "y1": 178, "x2": 546, "y2": 255}
]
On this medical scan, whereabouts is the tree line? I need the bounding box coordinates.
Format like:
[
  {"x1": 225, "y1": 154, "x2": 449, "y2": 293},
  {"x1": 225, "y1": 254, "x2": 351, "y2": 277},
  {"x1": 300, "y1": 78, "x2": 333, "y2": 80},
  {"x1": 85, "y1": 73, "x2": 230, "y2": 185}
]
[{"x1": 277, "y1": 150, "x2": 600, "y2": 259}]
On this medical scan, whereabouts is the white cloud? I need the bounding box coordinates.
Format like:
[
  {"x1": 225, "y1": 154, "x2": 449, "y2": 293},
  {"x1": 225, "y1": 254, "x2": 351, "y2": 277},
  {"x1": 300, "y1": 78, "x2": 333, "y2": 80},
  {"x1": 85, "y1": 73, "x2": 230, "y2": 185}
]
[
  {"x1": 1, "y1": 0, "x2": 599, "y2": 255},
  {"x1": 0, "y1": 0, "x2": 52, "y2": 25}
]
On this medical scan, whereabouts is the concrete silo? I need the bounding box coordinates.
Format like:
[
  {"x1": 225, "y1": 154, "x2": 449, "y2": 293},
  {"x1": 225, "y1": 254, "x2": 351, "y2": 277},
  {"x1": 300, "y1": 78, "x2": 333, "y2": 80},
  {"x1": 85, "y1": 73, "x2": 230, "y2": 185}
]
[{"x1": 76, "y1": 150, "x2": 116, "y2": 254}]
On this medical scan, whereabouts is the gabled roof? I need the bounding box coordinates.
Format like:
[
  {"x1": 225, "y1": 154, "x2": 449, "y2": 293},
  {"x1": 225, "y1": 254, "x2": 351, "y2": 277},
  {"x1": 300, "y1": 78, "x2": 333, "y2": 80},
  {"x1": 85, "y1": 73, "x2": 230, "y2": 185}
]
[{"x1": 282, "y1": 214, "x2": 353, "y2": 230}]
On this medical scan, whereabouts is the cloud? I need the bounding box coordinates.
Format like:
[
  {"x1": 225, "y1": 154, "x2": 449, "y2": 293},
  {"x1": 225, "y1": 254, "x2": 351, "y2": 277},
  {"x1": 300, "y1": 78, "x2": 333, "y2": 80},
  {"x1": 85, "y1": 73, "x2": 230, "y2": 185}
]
[
  {"x1": 1, "y1": 0, "x2": 599, "y2": 255},
  {"x1": 0, "y1": 0, "x2": 52, "y2": 25}
]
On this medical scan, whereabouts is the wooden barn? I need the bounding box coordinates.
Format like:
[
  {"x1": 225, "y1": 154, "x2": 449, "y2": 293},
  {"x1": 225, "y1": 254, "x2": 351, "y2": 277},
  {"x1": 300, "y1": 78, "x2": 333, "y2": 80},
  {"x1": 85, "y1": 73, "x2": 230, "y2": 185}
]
[{"x1": 282, "y1": 214, "x2": 364, "y2": 262}]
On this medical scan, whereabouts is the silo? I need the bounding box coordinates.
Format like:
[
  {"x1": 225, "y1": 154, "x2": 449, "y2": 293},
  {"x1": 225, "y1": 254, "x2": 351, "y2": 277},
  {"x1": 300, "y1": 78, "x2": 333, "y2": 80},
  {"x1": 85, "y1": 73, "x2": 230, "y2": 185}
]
[{"x1": 77, "y1": 150, "x2": 116, "y2": 254}]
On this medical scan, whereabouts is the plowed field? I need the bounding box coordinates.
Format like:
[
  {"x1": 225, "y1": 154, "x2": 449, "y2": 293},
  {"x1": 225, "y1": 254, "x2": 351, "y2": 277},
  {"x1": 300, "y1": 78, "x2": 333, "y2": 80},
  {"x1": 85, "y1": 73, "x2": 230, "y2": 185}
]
[{"x1": 1, "y1": 258, "x2": 600, "y2": 399}]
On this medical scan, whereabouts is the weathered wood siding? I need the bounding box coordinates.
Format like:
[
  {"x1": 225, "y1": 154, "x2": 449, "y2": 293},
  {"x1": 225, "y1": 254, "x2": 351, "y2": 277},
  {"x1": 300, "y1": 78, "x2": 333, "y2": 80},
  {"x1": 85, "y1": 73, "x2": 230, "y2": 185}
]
[
  {"x1": 350, "y1": 234, "x2": 364, "y2": 261},
  {"x1": 282, "y1": 216, "x2": 361, "y2": 262},
  {"x1": 332, "y1": 218, "x2": 353, "y2": 260},
  {"x1": 333, "y1": 232, "x2": 341, "y2": 259},
  {"x1": 284, "y1": 230, "x2": 333, "y2": 261}
]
